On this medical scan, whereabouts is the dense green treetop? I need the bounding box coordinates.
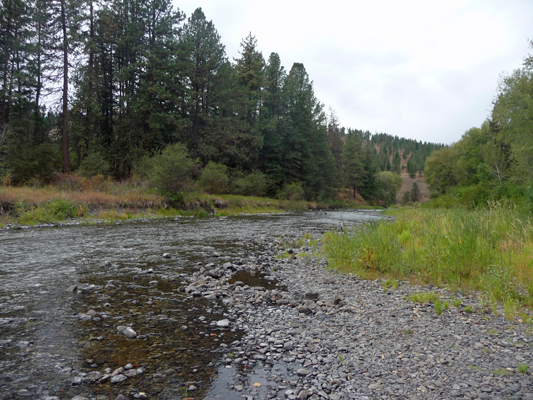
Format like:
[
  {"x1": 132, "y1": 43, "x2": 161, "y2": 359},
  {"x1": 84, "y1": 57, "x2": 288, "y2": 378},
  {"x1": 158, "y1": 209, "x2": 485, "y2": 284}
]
[
  {"x1": 0, "y1": 1, "x2": 444, "y2": 204},
  {"x1": 424, "y1": 41, "x2": 533, "y2": 210}
]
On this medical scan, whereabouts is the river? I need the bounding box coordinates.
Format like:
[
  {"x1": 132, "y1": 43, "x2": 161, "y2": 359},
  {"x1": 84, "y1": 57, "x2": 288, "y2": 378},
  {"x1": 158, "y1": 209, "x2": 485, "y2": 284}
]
[{"x1": 0, "y1": 210, "x2": 383, "y2": 400}]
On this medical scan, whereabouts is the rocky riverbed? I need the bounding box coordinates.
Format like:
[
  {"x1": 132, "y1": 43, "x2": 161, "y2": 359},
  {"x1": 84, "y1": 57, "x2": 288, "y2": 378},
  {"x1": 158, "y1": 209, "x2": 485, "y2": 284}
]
[
  {"x1": 1, "y1": 212, "x2": 532, "y2": 400},
  {"x1": 196, "y1": 236, "x2": 533, "y2": 400}
]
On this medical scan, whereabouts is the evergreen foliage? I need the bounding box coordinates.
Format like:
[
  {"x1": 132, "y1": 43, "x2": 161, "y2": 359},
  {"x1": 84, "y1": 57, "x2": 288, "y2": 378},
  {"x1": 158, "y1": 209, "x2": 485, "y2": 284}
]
[
  {"x1": 197, "y1": 161, "x2": 229, "y2": 194},
  {"x1": 410, "y1": 182, "x2": 420, "y2": 202},
  {"x1": 402, "y1": 190, "x2": 411, "y2": 205},
  {"x1": 424, "y1": 41, "x2": 533, "y2": 210},
  {"x1": 0, "y1": 2, "x2": 443, "y2": 204}
]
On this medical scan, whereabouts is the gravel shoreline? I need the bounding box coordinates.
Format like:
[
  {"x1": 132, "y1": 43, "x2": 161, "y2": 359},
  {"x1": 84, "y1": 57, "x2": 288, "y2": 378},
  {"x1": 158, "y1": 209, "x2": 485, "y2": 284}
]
[{"x1": 182, "y1": 234, "x2": 533, "y2": 400}]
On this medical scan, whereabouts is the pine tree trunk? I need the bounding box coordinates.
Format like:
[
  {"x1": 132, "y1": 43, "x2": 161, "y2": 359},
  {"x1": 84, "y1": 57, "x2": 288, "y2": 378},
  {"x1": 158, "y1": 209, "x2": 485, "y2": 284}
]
[
  {"x1": 61, "y1": 0, "x2": 69, "y2": 173},
  {"x1": 1, "y1": 0, "x2": 12, "y2": 123},
  {"x1": 85, "y1": 0, "x2": 94, "y2": 158}
]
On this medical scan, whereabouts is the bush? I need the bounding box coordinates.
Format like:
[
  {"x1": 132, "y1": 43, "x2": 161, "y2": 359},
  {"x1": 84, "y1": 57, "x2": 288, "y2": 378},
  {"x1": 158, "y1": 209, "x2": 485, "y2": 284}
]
[
  {"x1": 526, "y1": 186, "x2": 533, "y2": 214},
  {"x1": 16, "y1": 198, "x2": 83, "y2": 225},
  {"x1": 410, "y1": 183, "x2": 421, "y2": 202},
  {"x1": 7, "y1": 142, "x2": 60, "y2": 185},
  {"x1": 78, "y1": 152, "x2": 110, "y2": 177},
  {"x1": 376, "y1": 171, "x2": 402, "y2": 205},
  {"x1": 424, "y1": 185, "x2": 491, "y2": 209},
  {"x1": 232, "y1": 171, "x2": 269, "y2": 196},
  {"x1": 454, "y1": 185, "x2": 491, "y2": 208},
  {"x1": 197, "y1": 162, "x2": 229, "y2": 194},
  {"x1": 137, "y1": 143, "x2": 199, "y2": 195},
  {"x1": 278, "y1": 182, "x2": 305, "y2": 201}
]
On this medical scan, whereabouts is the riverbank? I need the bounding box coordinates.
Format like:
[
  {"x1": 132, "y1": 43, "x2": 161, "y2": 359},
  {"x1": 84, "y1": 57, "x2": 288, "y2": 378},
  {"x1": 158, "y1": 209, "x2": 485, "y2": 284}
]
[
  {"x1": 199, "y1": 232, "x2": 533, "y2": 400},
  {"x1": 2, "y1": 211, "x2": 531, "y2": 400},
  {"x1": 0, "y1": 184, "x2": 370, "y2": 228},
  {"x1": 324, "y1": 206, "x2": 533, "y2": 316}
]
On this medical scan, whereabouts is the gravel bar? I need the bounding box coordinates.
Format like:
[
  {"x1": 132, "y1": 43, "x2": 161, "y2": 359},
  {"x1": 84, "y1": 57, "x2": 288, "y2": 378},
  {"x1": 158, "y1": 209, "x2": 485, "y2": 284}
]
[{"x1": 182, "y1": 235, "x2": 533, "y2": 400}]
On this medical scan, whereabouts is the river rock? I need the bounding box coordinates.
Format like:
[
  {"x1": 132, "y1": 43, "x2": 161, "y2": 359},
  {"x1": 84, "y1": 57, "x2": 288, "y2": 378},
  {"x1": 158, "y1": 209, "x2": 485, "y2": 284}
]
[
  {"x1": 110, "y1": 374, "x2": 127, "y2": 383},
  {"x1": 117, "y1": 326, "x2": 137, "y2": 338},
  {"x1": 216, "y1": 319, "x2": 230, "y2": 327}
]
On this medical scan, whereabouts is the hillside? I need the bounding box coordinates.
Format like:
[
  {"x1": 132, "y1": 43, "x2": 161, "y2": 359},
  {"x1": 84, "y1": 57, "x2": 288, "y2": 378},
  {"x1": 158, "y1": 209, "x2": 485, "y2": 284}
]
[{"x1": 397, "y1": 172, "x2": 430, "y2": 203}]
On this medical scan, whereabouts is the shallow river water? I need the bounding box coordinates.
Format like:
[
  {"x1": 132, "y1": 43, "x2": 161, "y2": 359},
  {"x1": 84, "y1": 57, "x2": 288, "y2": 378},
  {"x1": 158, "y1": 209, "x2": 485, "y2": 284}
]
[{"x1": 0, "y1": 210, "x2": 383, "y2": 400}]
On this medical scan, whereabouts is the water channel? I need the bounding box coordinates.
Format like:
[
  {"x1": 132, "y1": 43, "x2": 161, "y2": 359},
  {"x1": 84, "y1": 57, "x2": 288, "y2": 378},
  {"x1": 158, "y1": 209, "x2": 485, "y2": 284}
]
[{"x1": 0, "y1": 210, "x2": 383, "y2": 400}]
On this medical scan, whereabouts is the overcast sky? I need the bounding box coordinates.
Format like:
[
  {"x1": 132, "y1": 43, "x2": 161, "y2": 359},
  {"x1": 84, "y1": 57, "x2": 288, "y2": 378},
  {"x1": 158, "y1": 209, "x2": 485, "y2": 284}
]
[{"x1": 172, "y1": 0, "x2": 532, "y2": 144}]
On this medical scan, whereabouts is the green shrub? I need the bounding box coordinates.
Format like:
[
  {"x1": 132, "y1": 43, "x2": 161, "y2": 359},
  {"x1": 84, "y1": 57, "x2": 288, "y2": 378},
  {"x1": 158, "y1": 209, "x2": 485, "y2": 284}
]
[
  {"x1": 17, "y1": 199, "x2": 82, "y2": 225},
  {"x1": 197, "y1": 162, "x2": 229, "y2": 194},
  {"x1": 232, "y1": 171, "x2": 269, "y2": 196},
  {"x1": 7, "y1": 142, "x2": 60, "y2": 185},
  {"x1": 78, "y1": 151, "x2": 110, "y2": 177},
  {"x1": 278, "y1": 182, "x2": 305, "y2": 201},
  {"x1": 526, "y1": 186, "x2": 533, "y2": 214},
  {"x1": 137, "y1": 143, "x2": 199, "y2": 195},
  {"x1": 376, "y1": 171, "x2": 402, "y2": 205}
]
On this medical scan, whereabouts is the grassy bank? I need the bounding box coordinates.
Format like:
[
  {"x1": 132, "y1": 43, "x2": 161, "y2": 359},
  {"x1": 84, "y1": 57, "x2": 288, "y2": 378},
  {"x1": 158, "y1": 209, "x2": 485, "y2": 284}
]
[
  {"x1": 323, "y1": 203, "x2": 533, "y2": 316},
  {"x1": 0, "y1": 180, "x2": 365, "y2": 227}
]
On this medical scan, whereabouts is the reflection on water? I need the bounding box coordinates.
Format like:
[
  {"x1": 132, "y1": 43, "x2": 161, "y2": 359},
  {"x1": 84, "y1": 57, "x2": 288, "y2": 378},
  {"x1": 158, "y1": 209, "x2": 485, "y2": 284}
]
[{"x1": 0, "y1": 210, "x2": 383, "y2": 399}]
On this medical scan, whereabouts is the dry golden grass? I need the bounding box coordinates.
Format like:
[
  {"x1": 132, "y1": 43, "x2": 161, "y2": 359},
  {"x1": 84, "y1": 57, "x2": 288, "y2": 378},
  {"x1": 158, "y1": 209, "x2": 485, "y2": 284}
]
[{"x1": 0, "y1": 185, "x2": 165, "y2": 212}]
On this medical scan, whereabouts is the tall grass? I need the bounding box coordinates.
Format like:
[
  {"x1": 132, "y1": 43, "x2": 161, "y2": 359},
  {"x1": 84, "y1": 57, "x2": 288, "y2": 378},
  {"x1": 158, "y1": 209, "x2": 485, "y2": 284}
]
[{"x1": 324, "y1": 201, "x2": 533, "y2": 310}]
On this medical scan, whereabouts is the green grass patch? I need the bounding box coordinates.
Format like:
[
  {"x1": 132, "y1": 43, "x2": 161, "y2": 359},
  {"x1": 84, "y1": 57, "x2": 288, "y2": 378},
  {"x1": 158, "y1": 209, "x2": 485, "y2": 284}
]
[
  {"x1": 434, "y1": 298, "x2": 444, "y2": 314},
  {"x1": 382, "y1": 278, "x2": 399, "y2": 292},
  {"x1": 452, "y1": 297, "x2": 463, "y2": 307},
  {"x1": 323, "y1": 206, "x2": 533, "y2": 312},
  {"x1": 491, "y1": 368, "x2": 514, "y2": 376},
  {"x1": 518, "y1": 363, "x2": 529, "y2": 374},
  {"x1": 16, "y1": 199, "x2": 86, "y2": 225},
  {"x1": 406, "y1": 291, "x2": 440, "y2": 304}
]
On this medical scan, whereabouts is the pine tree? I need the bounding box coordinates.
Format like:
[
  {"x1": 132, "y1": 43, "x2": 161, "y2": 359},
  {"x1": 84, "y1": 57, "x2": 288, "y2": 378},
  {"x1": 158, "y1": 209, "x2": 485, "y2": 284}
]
[
  {"x1": 282, "y1": 62, "x2": 315, "y2": 186},
  {"x1": 227, "y1": 32, "x2": 265, "y2": 170},
  {"x1": 259, "y1": 52, "x2": 286, "y2": 189},
  {"x1": 326, "y1": 108, "x2": 344, "y2": 177},
  {"x1": 402, "y1": 190, "x2": 410, "y2": 204},
  {"x1": 179, "y1": 7, "x2": 226, "y2": 164},
  {"x1": 282, "y1": 62, "x2": 337, "y2": 198},
  {"x1": 342, "y1": 130, "x2": 364, "y2": 199},
  {"x1": 392, "y1": 150, "x2": 401, "y2": 174},
  {"x1": 410, "y1": 182, "x2": 420, "y2": 202},
  {"x1": 358, "y1": 143, "x2": 380, "y2": 200}
]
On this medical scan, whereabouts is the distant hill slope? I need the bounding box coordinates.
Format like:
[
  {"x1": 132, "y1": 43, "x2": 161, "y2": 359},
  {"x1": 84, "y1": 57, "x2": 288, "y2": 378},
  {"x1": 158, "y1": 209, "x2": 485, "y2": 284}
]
[{"x1": 397, "y1": 172, "x2": 430, "y2": 203}]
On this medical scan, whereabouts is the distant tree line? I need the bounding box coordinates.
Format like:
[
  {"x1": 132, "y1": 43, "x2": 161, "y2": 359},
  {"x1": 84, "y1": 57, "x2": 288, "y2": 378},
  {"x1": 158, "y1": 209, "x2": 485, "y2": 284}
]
[
  {"x1": 424, "y1": 41, "x2": 533, "y2": 210},
  {"x1": 0, "y1": 0, "x2": 441, "y2": 203}
]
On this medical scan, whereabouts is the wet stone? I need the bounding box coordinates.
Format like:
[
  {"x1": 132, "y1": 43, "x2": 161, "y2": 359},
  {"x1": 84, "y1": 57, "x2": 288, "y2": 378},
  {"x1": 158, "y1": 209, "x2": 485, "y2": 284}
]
[
  {"x1": 216, "y1": 319, "x2": 230, "y2": 327},
  {"x1": 110, "y1": 374, "x2": 127, "y2": 383}
]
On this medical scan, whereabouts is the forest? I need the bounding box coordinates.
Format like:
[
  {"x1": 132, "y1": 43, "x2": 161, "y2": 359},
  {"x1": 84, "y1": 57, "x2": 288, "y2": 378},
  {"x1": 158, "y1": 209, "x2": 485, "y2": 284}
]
[
  {"x1": 424, "y1": 40, "x2": 533, "y2": 211},
  {"x1": 0, "y1": 0, "x2": 442, "y2": 205}
]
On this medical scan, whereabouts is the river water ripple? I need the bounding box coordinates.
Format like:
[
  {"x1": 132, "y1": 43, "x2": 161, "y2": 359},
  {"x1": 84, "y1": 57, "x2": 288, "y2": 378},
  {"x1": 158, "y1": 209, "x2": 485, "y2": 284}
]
[{"x1": 0, "y1": 210, "x2": 382, "y2": 399}]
